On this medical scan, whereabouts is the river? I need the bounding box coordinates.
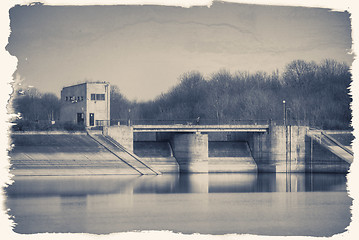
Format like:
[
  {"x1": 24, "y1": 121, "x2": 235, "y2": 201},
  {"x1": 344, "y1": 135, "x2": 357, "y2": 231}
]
[{"x1": 5, "y1": 173, "x2": 351, "y2": 236}]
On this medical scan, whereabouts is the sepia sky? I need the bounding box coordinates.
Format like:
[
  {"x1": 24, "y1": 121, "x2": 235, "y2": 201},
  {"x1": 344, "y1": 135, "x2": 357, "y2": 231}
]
[{"x1": 7, "y1": 2, "x2": 352, "y2": 101}]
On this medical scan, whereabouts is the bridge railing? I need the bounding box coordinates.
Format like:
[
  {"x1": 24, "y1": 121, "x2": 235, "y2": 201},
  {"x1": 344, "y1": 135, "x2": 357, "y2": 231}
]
[
  {"x1": 96, "y1": 119, "x2": 270, "y2": 126},
  {"x1": 96, "y1": 119, "x2": 128, "y2": 126}
]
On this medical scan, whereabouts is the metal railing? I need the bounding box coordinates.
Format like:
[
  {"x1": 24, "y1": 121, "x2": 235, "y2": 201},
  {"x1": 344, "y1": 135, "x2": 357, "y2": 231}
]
[
  {"x1": 96, "y1": 119, "x2": 128, "y2": 126},
  {"x1": 96, "y1": 119, "x2": 271, "y2": 126}
]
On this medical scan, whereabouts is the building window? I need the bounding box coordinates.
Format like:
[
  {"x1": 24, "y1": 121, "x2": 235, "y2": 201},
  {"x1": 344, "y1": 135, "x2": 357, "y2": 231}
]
[
  {"x1": 81, "y1": 96, "x2": 84, "y2": 101},
  {"x1": 91, "y1": 94, "x2": 96, "y2": 100},
  {"x1": 96, "y1": 94, "x2": 105, "y2": 100},
  {"x1": 65, "y1": 96, "x2": 68, "y2": 101}
]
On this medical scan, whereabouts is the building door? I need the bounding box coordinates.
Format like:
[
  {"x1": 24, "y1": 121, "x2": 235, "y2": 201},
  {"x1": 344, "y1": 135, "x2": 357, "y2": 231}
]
[
  {"x1": 77, "y1": 113, "x2": 84, "y2": 125},
  {"x1": 89, "y1": 113, "x2": 95, "y2": 126}
]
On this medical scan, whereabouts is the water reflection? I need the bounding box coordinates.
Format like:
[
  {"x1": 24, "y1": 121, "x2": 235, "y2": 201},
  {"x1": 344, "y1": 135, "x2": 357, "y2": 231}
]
[
  {"x1": 5, "y1": 173, "x2": 351, "y2": 235},
  {"x1": 6, "y1": 173, "x2": 348, "y2": 197}
]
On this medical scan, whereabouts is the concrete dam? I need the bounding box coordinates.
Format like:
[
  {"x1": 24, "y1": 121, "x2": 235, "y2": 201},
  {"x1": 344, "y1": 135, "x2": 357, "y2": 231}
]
[{"x1": 9, "y1": 124, "x2": 353, "y2": 176}]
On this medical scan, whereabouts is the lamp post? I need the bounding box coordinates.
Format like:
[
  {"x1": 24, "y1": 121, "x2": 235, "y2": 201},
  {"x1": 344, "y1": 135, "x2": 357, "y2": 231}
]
[
  {"x1": 287, "y1": 107, "x2": 292, "y2": 192},
  {"x1": 283, "y1": 101, "x2": 292, "y2": 192},
  {"x1": 105, "y1": 83, "x2": 109, "y2": 126},
  {"x1": 283, "y1": 100, "x2": 289, "y2": 191},
  {"x1": 283, "y1": 100, "x2": 288, "y2": 173},
  {"x1": 283, "y1": 100, "x2": 286, "y2": 126}
]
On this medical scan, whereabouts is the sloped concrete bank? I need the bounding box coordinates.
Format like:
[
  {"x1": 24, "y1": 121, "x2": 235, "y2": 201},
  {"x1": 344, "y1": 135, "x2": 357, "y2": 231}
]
[{"x1": 9, "y1": 132, "x2": 140, "y2": 176}]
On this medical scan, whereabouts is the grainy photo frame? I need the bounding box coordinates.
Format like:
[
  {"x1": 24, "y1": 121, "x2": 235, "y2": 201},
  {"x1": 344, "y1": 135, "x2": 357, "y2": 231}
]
[{"x1": 1, "y1": 0, "x2": 358, "y2": 239}]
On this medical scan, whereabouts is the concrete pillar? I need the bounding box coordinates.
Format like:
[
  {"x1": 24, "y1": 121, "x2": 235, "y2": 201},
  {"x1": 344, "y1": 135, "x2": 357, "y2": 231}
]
[
  {"x1": 268, "y1": 125, "x2": 287, "y2": 172},
  {"x1": 103, "y1": 126, "x2": 134, "y2": 152},
  {"x1": 248, "y1": 131, "x2": 274, "y2": 172},
  {"x1": 288, "y1": 126, "x2": 309, "y2": 172},
  {"x1": 249, "y1": 125, "x2": 309, "y2": 173},
  {"x1": 171, "y1": 133, "x2": 208, "y2": 173}
]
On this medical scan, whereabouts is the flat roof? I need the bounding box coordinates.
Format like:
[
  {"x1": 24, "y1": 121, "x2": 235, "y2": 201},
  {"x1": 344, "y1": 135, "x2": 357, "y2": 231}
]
[{"x1": 62, "y1": 81, "x2": 109, "y2": 90}]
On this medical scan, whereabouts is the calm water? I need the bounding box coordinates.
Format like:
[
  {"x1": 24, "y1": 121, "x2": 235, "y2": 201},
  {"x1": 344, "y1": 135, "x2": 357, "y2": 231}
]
[{"x1": 5, "y1": 173, "x2": 351, "y2": 236}]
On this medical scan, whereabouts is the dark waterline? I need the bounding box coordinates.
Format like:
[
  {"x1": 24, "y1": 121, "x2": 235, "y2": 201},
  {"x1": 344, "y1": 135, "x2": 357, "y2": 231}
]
[{"x1": 5, "y1": 173, "x2": 351, "y2": 236}]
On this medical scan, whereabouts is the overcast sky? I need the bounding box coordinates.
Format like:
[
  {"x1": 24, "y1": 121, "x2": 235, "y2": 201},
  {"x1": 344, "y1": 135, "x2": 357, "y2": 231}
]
[{"x1": 6, "y1": 1, "x2": 352, "y2": 101}]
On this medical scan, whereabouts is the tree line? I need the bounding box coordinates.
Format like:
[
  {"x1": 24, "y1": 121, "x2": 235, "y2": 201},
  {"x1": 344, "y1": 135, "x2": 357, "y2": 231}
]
[
  {"x1": 112, "y1": 59, "x2": 352, "y2": 129},
  {"x1": 11, "y1": 59, "x2": 352, "y2": 130}
]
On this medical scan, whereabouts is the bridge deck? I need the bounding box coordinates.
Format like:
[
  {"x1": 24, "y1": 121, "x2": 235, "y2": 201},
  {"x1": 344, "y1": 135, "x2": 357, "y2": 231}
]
[{"x1": 132, "y1": 124, "x2": 269, "y2": 133}]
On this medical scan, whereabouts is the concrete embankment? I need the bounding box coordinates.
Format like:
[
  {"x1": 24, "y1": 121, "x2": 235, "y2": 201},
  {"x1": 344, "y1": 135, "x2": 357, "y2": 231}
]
[{"x1": 9, "y1": 132, "x2": 140, "y2": 176}]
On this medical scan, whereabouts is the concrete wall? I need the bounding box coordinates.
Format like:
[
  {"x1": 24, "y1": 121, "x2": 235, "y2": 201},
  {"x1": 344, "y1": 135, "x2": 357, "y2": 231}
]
[
  {"x1": 306, "y1": 137, "x2": 351, "y2": 173},
  {"x1": 133, "y1": 141, "x2": 179, "y2": 173},
  {"x1": 228, "y1": 131, "x2": 272, "y2": 172},
  {"x1": 207, "y1": 141, "x2": 257, "y2": 173},
  {"x1": 171, "y1": 133, "x2": 208, "y2": 173},
  {"x1": 156, "y1": 132, "x2": 174, "y2": 142},
  {"x1": 208, "y1": 132, "x2": 230, "y2": 141},
  {"x1": 134, "y1": 132, "x2": 157, "y2": 141},
  {"x1": 103, "y1": 126, "x2": 134, "y2": 152}
]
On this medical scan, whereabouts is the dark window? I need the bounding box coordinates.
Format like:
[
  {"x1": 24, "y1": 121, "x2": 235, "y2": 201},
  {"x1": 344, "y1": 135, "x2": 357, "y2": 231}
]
[
  {"x1": 81, "y1": 96, "x2": 84, "y2": 101},
  {"x1": 96, "y1": 94, "x2": 105, "y2": 100},
  {"x1": 77, "y1": 96, "x2": 80, "y2": 101},
  {"x1": 69, "y1": 96, "x2": 73, "y2": 101},
  {"x1": 65, "y1": 96, "x2": 68, "y2": 101},
  {"x1": 91, "y1": 94, "x2": 96, "y2": 100}
]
